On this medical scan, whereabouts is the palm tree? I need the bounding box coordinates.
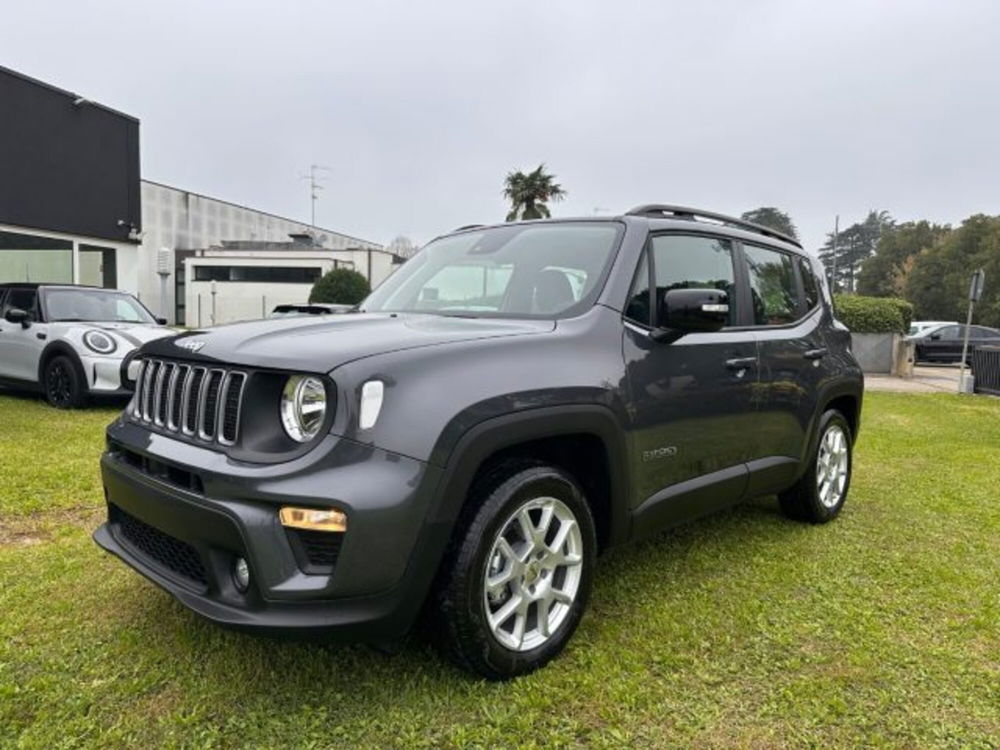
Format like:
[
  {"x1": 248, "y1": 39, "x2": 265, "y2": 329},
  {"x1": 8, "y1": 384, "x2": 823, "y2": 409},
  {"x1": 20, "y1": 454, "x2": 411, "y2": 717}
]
[{"x1": 503, "y1": 164, "x2": 566, "y2": 221}]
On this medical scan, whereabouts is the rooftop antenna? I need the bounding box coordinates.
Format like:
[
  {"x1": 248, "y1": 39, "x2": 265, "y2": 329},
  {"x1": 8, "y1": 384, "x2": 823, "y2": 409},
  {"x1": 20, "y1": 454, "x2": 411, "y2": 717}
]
[{"x1": 302, "y1": 164, "x2": 332, "y2": 230}]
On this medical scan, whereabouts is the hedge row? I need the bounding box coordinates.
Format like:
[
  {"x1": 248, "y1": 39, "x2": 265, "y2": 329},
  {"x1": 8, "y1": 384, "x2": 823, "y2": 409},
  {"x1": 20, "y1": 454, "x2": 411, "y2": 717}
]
[{"x1": 833, "y1": 294, "x2": 914, "y2": 334}]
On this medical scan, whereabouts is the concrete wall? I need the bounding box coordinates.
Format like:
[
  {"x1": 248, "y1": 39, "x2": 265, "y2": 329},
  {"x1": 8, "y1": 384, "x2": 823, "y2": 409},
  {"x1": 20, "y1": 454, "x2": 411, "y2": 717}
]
[{"x1": 851, "y1": 333, "x2": 914, "y2": 377}]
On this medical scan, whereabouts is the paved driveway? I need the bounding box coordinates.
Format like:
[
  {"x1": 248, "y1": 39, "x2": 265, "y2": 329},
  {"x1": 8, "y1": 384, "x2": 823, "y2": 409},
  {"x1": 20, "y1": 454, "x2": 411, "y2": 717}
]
[{"x1": 866, "y1": 363, "x2": 962, "y2": 393}]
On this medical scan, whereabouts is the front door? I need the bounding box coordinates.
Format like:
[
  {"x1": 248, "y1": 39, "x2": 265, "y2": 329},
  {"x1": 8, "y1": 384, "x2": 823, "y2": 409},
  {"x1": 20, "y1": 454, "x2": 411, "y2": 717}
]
[
  {"x1": 622, "y1": 233, "x2": 757, "y2": 535},
  {"x1": 0, "y1": 287, "x2": 43, "y2": 381}
]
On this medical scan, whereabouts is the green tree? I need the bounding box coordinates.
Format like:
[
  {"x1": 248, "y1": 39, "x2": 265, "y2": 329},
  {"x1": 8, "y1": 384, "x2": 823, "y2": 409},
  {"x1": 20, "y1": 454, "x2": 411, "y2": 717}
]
[
  {"x1": 309, "y1": 267, "x2": 371, "y2": 305},
  {"x1": 503, "y1": 164, "x2": 566, "y2": 221},
  {"x1": 905, "y1": 214, "x2": 1000, "y2": 327},
  {"x1": 740, "y1": 207, "x2": 798, "y2": 240},
  {"x1": 857, "y1": 221, "x2": 950, "y2": 298},
  {"x1": 818, "y1": 210, "x2": 893, "y2": 292}
]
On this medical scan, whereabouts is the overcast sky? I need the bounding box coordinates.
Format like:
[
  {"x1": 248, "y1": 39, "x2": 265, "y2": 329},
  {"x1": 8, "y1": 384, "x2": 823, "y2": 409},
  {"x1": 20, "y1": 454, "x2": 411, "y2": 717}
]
[{"x1": 7, "y1": 0, "x2": 1000, "y2": 251}]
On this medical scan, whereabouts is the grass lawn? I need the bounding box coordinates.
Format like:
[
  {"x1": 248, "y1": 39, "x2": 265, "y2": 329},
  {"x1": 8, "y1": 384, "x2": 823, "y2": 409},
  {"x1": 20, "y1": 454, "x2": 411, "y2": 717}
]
[{"x1": 1, "y1": 390, "x2": 998, "y2": 748}]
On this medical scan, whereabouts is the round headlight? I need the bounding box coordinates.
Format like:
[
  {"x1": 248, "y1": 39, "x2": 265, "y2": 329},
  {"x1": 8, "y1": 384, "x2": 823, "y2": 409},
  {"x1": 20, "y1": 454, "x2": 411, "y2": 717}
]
[
  {"x1": 83, "y1": 330, "x2": 117, "y2": 355},
  {"x1": 280, "y1": 375, "x2": 327, "y2": 442}
]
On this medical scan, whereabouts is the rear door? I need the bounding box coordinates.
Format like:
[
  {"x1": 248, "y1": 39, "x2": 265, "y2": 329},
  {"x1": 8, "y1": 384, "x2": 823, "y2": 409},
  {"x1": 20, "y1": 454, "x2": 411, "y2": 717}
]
[
  {"x1": 622, "y1": 232, "x2": 758, "y2": 532},
  {"x1": 742, "y1": 244, "x2": 825, "y2": 494}
]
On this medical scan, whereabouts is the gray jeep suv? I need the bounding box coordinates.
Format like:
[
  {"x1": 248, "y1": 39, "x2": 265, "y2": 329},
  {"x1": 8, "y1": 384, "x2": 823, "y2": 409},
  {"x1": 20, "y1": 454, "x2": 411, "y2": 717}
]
[{"x1": 93, "y1": 205, "x2": 863, "y2": 679}]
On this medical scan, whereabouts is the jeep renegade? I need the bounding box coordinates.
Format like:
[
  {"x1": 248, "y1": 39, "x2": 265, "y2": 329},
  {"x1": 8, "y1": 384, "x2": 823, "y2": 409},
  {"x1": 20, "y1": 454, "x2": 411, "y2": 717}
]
[{"x1": 94, "y1": 205, "x2": 863, "y2": 680}]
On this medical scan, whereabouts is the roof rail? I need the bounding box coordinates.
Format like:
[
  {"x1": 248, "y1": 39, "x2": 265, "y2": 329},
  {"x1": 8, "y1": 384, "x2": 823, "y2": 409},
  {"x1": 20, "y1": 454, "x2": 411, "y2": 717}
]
[
  {"x1": 625, "y1": 204, "x2": 801, "y2": 248},
  {"x1": 454, "y1": 224, "x2": 486, "y2": 232}
]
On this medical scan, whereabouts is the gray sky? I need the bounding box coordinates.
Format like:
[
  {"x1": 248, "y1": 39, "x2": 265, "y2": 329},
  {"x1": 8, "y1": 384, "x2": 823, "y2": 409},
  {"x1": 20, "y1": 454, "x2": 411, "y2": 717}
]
[{"x1": 7, "y1": 0, "x2": 1000, "y2": 251}]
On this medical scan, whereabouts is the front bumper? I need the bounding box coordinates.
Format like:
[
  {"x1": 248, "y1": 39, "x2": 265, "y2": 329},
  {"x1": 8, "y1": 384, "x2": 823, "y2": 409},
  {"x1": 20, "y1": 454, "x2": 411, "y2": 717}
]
[
  {"x1": 81, "y1": 353, "x2": 130, "y2": 395},
  {"x1": 93, "y1": 421, "x2": 447, "y2": 641}
]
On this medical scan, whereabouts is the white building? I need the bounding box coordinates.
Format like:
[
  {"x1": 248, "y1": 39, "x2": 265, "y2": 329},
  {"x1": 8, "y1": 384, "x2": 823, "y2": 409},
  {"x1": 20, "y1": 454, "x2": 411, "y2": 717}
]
[
  {"x1": 138, "y1": 181, "x2": 390, "y2": 324},
  {"x1": 183, "y1": 238, "x2": 399, "y2": 326}
]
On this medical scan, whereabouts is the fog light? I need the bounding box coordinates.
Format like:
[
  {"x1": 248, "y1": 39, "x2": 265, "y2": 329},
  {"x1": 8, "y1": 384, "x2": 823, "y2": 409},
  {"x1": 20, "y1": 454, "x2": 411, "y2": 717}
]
[
  {"x1": 279, "y1": 506, "x2": 347, "y2": 532},
  {"x1": 233, "y1": 557, "x2": 250, "y2": 592}
]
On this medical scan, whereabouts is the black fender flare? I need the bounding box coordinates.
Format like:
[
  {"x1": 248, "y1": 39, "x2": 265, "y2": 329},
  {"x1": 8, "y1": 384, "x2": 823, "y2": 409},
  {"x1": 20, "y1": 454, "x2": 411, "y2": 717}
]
[
  {"x1": 797, "y1": 379, "x2": 863, "y2": 470},
  {"x1": 428, "y1": 404, "x2": 632, "y2": 547},
  {"x1": 38, "y1": 341, "x2": 88, "y2": 388}
]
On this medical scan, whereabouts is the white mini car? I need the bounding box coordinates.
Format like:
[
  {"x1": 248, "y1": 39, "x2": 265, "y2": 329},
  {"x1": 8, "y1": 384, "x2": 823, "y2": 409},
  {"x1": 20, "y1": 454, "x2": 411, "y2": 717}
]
[{"x1": 0, "y1": 283, "x2": 174, "y2": 408}]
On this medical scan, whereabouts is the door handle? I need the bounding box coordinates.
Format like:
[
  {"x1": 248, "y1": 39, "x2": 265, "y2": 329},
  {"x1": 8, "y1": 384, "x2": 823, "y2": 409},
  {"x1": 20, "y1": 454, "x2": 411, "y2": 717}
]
[
  {"x1": 725, "y1": 357, "x2": 756, "y2": 370},
  {"x1": 804, "y1": 347, "x2": 828, "y2": 360}
]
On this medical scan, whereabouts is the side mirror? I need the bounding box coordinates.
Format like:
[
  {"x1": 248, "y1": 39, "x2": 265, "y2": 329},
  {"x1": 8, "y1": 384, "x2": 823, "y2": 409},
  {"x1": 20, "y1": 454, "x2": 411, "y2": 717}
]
[
  {"x1": 929, "y1": 333, "x2": 941, "y2": 341},
  {"x1": 653, "y1": 288, "x2": 729, "y2": 340},
  {"x1": 156, "y1": 317, "x2": 168, "y2": 325},
  {"x1": 4, "y1": 307, "x2": 30, "y2": 328}
]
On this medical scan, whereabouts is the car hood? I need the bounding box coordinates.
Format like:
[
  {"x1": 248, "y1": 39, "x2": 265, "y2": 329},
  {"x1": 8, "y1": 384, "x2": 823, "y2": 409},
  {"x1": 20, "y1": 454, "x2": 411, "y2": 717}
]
[{"x1": 140, "y1": 313, "x2": 555, "y2": 371}]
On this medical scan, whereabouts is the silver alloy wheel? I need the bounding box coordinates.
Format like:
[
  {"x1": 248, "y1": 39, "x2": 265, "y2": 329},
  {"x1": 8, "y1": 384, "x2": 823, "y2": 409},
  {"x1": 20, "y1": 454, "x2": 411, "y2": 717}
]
[
  {"x1": 482, "y1": 496, "x2": 584, "y2": 652},
  {"x1": 816, "y1": 424, "x2": 849, "y2": 508}
]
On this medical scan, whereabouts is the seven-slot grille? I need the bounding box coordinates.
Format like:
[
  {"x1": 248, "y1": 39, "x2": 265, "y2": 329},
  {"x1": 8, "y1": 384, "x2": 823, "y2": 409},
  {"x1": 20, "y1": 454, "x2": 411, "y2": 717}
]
[{"x1": 131, "y1": 359, "x2": 246, "y2": 445}]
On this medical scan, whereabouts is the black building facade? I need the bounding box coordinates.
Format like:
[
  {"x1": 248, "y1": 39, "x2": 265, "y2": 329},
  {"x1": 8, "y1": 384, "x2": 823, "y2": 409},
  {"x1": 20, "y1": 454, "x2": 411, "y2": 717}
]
[{"x1": 0, "y1": 65, "x2": 140, "y2": 287}]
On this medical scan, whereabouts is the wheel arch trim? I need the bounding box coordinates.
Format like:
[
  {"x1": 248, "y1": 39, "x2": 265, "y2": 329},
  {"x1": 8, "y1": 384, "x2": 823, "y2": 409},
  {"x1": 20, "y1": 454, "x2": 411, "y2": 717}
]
[{"x1": 429, "y1": 404, "x2": 631, "y2": 548}]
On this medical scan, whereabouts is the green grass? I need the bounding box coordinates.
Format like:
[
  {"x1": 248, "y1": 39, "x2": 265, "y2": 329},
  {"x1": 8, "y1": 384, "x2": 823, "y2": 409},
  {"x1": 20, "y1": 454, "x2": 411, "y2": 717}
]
[{"x1": 1, "y1": 391, "x2": 998, "y2": 748}]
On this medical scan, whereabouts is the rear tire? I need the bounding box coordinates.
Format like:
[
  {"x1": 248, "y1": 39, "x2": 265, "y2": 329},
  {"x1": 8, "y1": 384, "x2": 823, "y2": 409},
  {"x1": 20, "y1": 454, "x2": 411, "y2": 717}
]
[
  {"x1": 779, "y1": 410, "x2": 852, "y2": 523},
  {"x1": 43, "y1": 355, "x2": 87, "y2": 409},
  {"x1": 432, "y1": 461, "x2": 596, "y2": 680}
]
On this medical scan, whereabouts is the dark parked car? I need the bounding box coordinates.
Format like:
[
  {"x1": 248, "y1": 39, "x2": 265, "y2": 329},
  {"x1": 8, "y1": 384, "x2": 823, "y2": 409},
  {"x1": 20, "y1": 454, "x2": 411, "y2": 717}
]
[
  {"x1": 93, "y1": 205, "x2": 863, "y2": 679},
  {"x1": 911, "y1": 323, "x2": 1000, "y2": 363}
]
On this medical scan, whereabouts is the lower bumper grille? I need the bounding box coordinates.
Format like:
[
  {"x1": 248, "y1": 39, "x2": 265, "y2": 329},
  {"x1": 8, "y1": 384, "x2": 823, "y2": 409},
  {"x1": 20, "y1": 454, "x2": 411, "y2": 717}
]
[
  {"x1": 111, "y1": 505, "x2": 208, "y2": 589},
  {"x1": 286, "y1": 528, "x2": 343, "y2": 575}
]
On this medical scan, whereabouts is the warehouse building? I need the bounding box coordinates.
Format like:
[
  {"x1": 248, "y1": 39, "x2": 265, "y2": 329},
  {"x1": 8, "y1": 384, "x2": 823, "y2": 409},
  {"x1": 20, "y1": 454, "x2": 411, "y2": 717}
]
[
  {"x1": 1, "y1": 64, "x2": 393, "y2": 325},
  {"x1": 181, "y1": 234, "x2": 398, "y2": 326},
  {"x1": 139, "y1": 181, "x2": 389, "y2": 324}
]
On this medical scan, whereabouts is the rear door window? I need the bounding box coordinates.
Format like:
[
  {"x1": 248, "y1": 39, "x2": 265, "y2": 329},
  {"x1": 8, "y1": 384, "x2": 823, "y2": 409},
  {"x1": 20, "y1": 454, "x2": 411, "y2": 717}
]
[
  {"x1": 743, "y1": 245, "x2": 800, "y2": 326},
  {"x1": 797, "y1": 257, "x2": 821, "y2": 311}
]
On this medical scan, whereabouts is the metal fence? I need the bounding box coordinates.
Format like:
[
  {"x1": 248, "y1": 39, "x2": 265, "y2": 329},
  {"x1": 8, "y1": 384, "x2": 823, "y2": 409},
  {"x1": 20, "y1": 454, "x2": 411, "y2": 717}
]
[{"x1": 971, "y1": 345, "x2": 1000, "y2": 396}]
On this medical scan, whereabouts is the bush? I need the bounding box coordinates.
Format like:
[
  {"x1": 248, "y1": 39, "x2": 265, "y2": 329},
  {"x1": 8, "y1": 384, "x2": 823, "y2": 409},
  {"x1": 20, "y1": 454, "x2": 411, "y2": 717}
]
[
  {"x1": 833, "y1": 294, "x2": 913, "y2": 334},
  {"x1": 309, "y1": 268, "x2": 370, "y2": 305}
]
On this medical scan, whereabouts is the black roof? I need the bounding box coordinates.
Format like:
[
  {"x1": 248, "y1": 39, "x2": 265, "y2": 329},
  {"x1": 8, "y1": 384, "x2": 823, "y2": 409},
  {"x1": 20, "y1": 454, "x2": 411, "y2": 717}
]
[{"x1": 0, "y1": 282, "x2": 106, "y2": 291}]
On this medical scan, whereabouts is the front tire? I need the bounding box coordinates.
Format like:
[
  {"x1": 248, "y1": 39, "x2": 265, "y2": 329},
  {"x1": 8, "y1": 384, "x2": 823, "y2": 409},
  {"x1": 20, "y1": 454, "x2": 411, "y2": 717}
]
[
  {"x1": 44, "y1": 355, "x2": 87, "y2": 409},
  {"x1": 433, "y1": 461, "x2": 596, "y2": 680},
  {"x1": 779, "y1": 410, "x2": 853, "y2": 523}
]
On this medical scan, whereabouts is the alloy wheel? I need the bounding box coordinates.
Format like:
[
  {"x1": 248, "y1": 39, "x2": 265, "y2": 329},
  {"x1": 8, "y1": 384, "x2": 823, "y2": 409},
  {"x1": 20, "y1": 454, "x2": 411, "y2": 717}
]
[
  {"x1": 816, "y1": 424, "x2": 849, "y2": 508},
  {"x1": 46, "y1": 362, "x2": 72, "y2": 407},
  {"x1": 482, "y1": 496, "x2": 584, "y2": 652}
]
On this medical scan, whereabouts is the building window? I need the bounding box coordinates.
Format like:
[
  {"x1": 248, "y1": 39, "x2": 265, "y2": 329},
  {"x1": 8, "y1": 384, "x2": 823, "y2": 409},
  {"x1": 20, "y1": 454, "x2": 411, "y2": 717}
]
[
  {"x1": 0, "y1": 230, "x2": 73, "y2": 284},
  {"x1": 193, "y1": 265, "x2": 323, "y2": 283}
]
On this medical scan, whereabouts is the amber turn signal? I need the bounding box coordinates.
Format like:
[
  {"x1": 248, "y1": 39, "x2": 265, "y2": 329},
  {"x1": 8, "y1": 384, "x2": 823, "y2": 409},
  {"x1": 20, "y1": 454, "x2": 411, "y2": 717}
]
[{"x1": 279, "y1": 506, "x2": 347, "y2": 532}]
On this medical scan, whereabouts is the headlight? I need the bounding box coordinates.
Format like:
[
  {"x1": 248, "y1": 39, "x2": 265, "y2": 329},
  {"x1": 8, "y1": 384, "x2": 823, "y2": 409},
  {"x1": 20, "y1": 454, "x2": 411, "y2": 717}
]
[
  {"x1": 280, "y1": 375, "x2": 327, "y2": 442},
  {"x1": 83, "y1": 330, "x2": 117, "y2": 355}
]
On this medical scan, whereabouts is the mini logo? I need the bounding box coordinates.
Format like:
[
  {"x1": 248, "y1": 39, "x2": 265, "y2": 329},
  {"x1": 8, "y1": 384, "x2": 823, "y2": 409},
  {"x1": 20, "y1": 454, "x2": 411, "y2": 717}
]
[{"x1": 176, "y1": 338, "x2": 206, "y2": 353}]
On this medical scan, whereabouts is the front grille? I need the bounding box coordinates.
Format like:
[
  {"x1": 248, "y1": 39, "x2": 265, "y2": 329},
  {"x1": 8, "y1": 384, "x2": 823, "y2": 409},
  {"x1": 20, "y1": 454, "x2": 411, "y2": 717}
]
[
  {"x1": 131, "y1": 359, "x2": 246, "y2": 446},
  {"x1": 111, "y1": 504, "x2": 208, "y2": 589}
]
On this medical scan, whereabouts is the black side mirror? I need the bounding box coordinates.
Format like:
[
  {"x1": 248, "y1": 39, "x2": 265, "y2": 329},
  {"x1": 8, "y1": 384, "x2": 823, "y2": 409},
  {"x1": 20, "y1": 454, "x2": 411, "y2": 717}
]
[
  {"x1": 156, "y1": 317, "x2": 168, "y2": 325},
  {"x1": 929, "y1": 333, "x2": 941, "y2": 341},
  {"x1": 652, "y1": 289, "x2": 729, "y2": 341},
  {"x1": 4, "y1": 307, "x2": 30, "y2": 328}
]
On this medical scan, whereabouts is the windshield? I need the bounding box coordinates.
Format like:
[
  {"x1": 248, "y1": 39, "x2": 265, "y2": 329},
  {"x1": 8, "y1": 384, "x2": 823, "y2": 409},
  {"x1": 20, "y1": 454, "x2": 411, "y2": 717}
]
[
  {"x1": 361, "y1": 222, "x2": 623, "y2": 318},
  {"x1": 44, "y1": 288, "x2": 156, "y2": 324}
]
